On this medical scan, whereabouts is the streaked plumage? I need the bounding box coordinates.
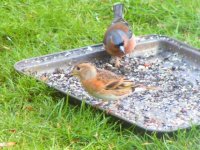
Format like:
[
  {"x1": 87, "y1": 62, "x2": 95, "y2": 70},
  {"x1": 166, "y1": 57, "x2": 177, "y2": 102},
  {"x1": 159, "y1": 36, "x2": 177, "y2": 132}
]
[{"x1": 71, "y1": 62, "x2": 137, "y2": 101}]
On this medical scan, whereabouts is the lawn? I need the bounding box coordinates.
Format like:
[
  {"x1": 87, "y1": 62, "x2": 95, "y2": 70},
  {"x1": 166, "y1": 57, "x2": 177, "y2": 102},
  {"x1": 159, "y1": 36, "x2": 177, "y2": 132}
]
[{"x1": 0, "y1": 0, "x2": 200, "y2": 149}]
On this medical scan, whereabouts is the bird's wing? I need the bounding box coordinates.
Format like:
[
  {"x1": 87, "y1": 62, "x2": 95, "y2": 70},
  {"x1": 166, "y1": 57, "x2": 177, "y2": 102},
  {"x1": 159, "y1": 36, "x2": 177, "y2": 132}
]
[
  {"x1": 105, "y1": 79, "x2": 134, "y2": 90},
  {"x1": 97, "y1": 68, "x2": 120, "y2": 77},
  {"x1": 96, "y1": 69, "x2": 121, "y2": 83},
  {"x1": 112, "y1": 22, "x2": 132, "y2": 39},
  {"x1": 96, "y1": 69, "x2": 136, "y2": 91}
]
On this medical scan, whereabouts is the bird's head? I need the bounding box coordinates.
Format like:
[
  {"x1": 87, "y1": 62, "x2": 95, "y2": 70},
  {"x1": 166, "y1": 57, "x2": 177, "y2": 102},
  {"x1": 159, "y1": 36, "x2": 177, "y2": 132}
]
[
  {"x1": 109, "y1": 30, "x2": 126, "y2": 54},
  {"x1": 71, "y1": 62, "x2": 97, "y2": 80}
]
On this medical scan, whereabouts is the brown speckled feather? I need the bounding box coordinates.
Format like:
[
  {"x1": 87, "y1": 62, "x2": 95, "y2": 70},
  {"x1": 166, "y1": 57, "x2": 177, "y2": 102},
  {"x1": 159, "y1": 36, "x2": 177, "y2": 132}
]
[{"x1": 72, "y1": 62, "x2": 137, "y2": 100}]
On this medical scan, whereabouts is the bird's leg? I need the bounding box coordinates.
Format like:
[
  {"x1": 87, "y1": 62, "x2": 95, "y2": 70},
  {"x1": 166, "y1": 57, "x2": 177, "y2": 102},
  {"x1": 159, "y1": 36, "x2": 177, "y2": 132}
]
[
  {"x1": 113, "y1": 99, "x2": 121, "y2": 109},
  {"x1": 115, "y1": 57, "x2": 121, "y2": 68},
  {"x1": 93, "y1": 100, "x2": 109, "y2": 108},
  {"x1": 105, "y1": 109, "x2": 113, "y2": 114},
  {"x1": 94, "y1": 100, "x2": 122, "y2": 114},
  {"x1": 105, "y1": 103, "x2": 114, "y2": 114},
  {"x1": 93, "y1": 102, "x2": 104, "y2": 108},
  {"x1": 93, "y1": 100, "x2": 114, "y2": 114},
  {"x1": 106, "y1": 99, "x2": 121, "y2": 114},
  {"x1": 94, "y1": 101, "x2": 116, "y2": 114}
]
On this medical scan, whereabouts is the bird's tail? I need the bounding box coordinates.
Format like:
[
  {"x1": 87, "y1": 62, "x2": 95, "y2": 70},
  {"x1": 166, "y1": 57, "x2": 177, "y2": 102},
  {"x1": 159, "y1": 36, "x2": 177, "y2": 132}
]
[
  {"x1": 113, "y1": 3, "x2": 124, "y2": 21},
  {"x1": 131, "y1": 84, "x2": 142, "y2": 92},
  {"x1": 133, "y1": 84, "x2": 161, "y2": 92}
]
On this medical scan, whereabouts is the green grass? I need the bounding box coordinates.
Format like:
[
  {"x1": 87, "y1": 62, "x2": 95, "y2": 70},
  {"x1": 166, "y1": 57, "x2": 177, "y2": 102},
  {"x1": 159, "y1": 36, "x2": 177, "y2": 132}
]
[{"x1": 0, "y1": 0, "x2": 200, "y2": 149}]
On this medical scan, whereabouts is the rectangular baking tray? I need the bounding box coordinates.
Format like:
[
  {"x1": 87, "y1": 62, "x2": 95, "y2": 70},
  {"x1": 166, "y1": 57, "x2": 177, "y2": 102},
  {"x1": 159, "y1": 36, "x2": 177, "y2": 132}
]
[{"x1": 14, "y1": 35, "x2": 200, "y2": 133}]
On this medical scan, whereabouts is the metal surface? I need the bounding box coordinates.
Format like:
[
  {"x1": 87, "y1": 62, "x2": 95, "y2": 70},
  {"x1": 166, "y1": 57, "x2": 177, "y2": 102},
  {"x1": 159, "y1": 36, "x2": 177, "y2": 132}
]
[{"x1": 14, "y1": 35, "x2": 200, "y2": 133}]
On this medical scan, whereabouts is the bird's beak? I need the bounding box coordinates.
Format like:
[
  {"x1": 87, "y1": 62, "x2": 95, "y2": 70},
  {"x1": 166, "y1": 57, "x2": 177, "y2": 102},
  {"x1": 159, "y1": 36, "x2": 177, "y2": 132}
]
[
  {"x1": 69, "y1": 69, "x2": 75, "y2": 76},
  {"x1": 69, "y1": 72, "x2": 73, "y2": 77},
  {"x1": 119, "y1": 46, "x2": 125, "y2": 54},
  {"x1": 70, "y1": 70, "x2": 79, "y2": 77},
  {"x1": 69, "y1": 71, "x2": 75, "y2": 76}
]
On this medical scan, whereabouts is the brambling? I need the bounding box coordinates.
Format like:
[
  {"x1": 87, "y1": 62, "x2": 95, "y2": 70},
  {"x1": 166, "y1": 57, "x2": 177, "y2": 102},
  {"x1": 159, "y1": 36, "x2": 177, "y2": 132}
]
[
  {"x1": 103, "y1": 3, "x2": 136, "y2": 67},
  {"x1": 71, "y1": 62, "x2": 138, "y2": 102}
]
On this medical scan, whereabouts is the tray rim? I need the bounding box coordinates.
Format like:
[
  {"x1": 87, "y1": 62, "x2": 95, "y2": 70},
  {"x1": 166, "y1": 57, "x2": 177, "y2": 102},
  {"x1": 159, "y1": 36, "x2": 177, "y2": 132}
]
[
  {"x1": 14, "y1": 34, "x2": 200, "y2": 133},
  {"x1": 14, "y1": 34, "x2": 200, "y2": 72}
]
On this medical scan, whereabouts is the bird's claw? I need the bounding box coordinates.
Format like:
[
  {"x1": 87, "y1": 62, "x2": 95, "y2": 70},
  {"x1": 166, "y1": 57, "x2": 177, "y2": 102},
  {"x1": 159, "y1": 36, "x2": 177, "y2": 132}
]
[
  {"x1": 93, "y1": 102, "x2": 105, "y2": 108},
  {"x1": 115, "y1": 58, "x2": 121, "y2": 68}
]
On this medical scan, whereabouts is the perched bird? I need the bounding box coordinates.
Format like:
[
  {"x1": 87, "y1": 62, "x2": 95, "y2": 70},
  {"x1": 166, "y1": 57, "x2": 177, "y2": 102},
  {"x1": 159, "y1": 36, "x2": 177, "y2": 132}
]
[
  {"x1": 71, "y1": 62, "x2": 138, "y2": 102},
  {"x1": 103, "y1": 3, "x2": 136, "y2": 67}
]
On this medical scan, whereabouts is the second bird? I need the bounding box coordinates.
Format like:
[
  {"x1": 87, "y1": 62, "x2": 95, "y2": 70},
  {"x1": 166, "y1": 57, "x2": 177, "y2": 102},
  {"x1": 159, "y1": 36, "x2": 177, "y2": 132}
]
[{"x1": 103, "y1": 3, "x2": 136, "y2": 67}]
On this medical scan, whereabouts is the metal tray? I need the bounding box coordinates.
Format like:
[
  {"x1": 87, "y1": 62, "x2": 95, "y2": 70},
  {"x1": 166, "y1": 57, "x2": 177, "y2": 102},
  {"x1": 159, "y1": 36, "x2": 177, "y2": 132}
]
[{"x1": 14, "y1": 35, "x2": 200, "y2": 133}]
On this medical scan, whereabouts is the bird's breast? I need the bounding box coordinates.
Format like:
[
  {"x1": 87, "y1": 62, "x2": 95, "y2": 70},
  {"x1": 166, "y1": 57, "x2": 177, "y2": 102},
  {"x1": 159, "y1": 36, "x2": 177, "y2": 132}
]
[{"x1": 81, "y1": 79, "x2": 104, "y2": 94}]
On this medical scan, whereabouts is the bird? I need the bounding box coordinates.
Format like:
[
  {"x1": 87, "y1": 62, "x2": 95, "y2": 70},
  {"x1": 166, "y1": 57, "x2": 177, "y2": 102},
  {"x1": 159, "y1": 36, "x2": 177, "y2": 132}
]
[
  {"x1": 103, "y1": 3, "x2": 136, "y2": 67},
  {"x1": 70, "y1": 62, "x2": 139, "y2": 103}
]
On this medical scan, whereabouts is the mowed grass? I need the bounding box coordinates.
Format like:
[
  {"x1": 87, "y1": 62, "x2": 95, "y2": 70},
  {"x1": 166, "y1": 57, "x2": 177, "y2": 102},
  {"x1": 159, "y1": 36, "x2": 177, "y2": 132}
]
[{"x1": 0, "y1": 0, "x2": 200, "y2": 149}]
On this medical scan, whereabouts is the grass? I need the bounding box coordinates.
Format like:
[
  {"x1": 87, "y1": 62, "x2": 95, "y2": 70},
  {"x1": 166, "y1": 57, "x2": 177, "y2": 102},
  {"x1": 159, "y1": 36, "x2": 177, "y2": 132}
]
[{"x1": 0, "y1": 0, "x2": 200, "y2": 149}]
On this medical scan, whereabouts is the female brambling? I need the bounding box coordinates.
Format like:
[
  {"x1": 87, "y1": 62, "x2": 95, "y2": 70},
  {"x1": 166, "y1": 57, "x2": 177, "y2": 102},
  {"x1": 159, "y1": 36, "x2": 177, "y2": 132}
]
[
  {"x1": 71, "y1": 62, "x2": 138, "y2": 101},
  {"x1": 103, "y1": 3, "x2": 136, "y2": 67}
]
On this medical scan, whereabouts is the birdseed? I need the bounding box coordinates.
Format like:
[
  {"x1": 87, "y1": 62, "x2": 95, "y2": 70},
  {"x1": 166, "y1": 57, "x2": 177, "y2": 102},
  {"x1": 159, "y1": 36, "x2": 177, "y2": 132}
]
[{"x1": 16, "y1": 35, "x2": 200, "y2": 132}]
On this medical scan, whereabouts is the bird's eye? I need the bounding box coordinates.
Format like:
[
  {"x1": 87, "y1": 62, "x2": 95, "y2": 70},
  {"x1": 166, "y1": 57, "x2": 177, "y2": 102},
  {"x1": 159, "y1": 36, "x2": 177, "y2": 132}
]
[
  {"x1": 76, "y1": 66, "x2": 80, "y2": 70},
  {"x1": 117, "y1": 41, "x2": 124, "y2": 47}
]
